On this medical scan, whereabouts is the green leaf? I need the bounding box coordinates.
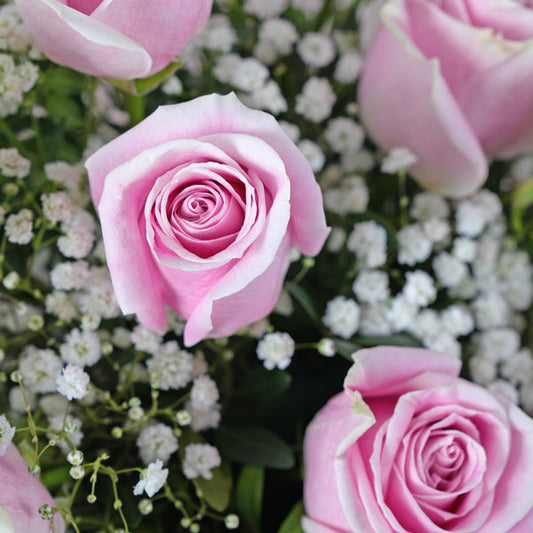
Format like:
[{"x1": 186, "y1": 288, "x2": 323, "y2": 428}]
[
  {"x1": 333, "y1": 339, "x2": 360, "y2": 361},
  {"x1": 235, "y1": 368, "x2": 291, "y2": 406},
  {"x1": 216, "y1": 426, "x2": 295, "y2": 469},
  {"x1": 195, "y1": 460, "x2": 232, "y2": 512},
  {"x1": 39, "y1": 466, "x2": 70, "y2": 491},
  {"x1": 355, "y1": 333, "x2": 422, "y2": 348},
  {"x1": 278, "y1": 501, "x2": 305, "y2": 533},
  {"x1": 286, "y1": 281, "x2": 321, "y2": 325},
  {"x1": 512, "y1": 177, "x2": 533, "y2": 235},
  {"x1": 235, "y1": 465, "x2": 264, "y2": 533}
]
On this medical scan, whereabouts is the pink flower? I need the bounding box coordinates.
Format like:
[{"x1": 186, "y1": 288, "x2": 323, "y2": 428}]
[
  {"x1": 358, "y1": 0, "x2": 533, "y2": 197},
  {"x1": 0, "y1": 444, "x2": 65, "y2": 532},
  {"x1": 303, "y1": 346, "x2": 533, "y2": 532},
  {"x1": 14, "y1": 0, "x2": 212, "y2": 79},
  {"x1": 87, "y1": 93, "x2": 329, "y2": 347}
]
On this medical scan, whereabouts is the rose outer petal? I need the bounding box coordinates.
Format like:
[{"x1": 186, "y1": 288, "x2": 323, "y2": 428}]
[
  {"x1": 90, "y1": 0, "x2": 213, "y2": 76},
  {"x1": 0, "y1": 445, "x2": 65, "y2": 533},
  {"x1": 14, "y1": 0, "x2": 153, "y2": 79},
  {"x1": 358, "y1": 1, "x2": 487, "y2": 197}
]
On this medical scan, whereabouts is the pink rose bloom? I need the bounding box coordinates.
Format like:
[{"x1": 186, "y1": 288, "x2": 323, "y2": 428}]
[
  {"x1": 358, "y1": 0, "x2": 533, "y2": 197},
  {"x1": 14, "y1": 0, "x2": 212, "y2": 79},
  {"x1": 0, "y1": 444, "x2": 65, "y2": 532},
  {"x1": 303, "y1": 346, "x2": 533, "y2": 532},
  {"x1": 87, "y1": 93, "x2": 329, "y2": 347}
]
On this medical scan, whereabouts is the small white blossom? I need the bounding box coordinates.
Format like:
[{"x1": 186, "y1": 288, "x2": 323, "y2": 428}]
[
  {"x1": 258, "y1": 18, "x2": 297, "y2": 56},
  {"x1": 213, "y1": 53, "x2": 241, "y2": 84},
  {"x1": 455, "y1": 200, "x2": 488, "y2": 237},
  {"x1": 161, "y1": 75, "x2": 183, "y2": 96},
  {"x1": 387, "y1": 295, "x2": 418, "y2": 333},
  {"x1": 432, "y1": 252, "x2": 468, "y2": 288},
  {"x1": 5, "y1": 209, "x2": 33, "y2": 244},
  {"x1": 0, "y1": 147, "x2": 30, "y2": 178},
  {"x1": 397, "y1": 224, "x2": 432, "y2": 266},
  {"x1": 146, "y1": 342, "x2": 194, "y2": 390},
  {"x1": 408, "y1": 309, "x2": 440, "y2": 340},
  {"x1": 352, "y1": 270, "x2": 389, "y2": 303},
  {"x1": 476, "y1": 328, "x2": 520, "y2": 362},
  {"x1": 200, "y1": 14, "x2": 236, "y2": 53},
  {"x1": 186, "y1": 402, "x2": 222, "y2": 432},
  {"x1": 424, "y1": 332, "x2": 462, "y2": 358},
  {"x1": 48, "y1": 414, "x2": 83, "y2": 452},
  {"x1": 19, "y1": 347, "x2": 62, "y2": 394},
  {"x1": 57, "y1": 225, "x2": 95, "y2": 259},
  {"x1": 440, "y1": 305, "x2": 475, "y2": 337},
  {"x1": 56, "y1": 364, "x2": 90, "y2": 400},
  {"x1": 244, "y1": 0, "x2": 289, "y2": 18},
  {"x1": 131, "y1": 325, "x2": 163, "y2": 355},
  {"x1": 60, "y1": 328, "x2": 101, "y2": 367},
  {"x1": 137, "y1": 423, "x2": 178, "y2": 465},
  {"x1": 291, "y1": 0, "x2": 323, "y2": 16},
  {"x1": 422, "y1": 218, "x2": 450, "y2": 244},
  {"x1": 317, "y1": 338, "x2": 336, "y2": 357},
  {"x1": 182, "y1": 444, "x2": 221, "y2": 480},
  {"x1": 322, "y1": 296, "x2": 360, "y2": 339},
  {"x1": 347, "y1": 220, "x2": 387, "y2": 268},
  {"x1": 249, "y1": 80, "x2": 287, "y2": 114},
  {"x1": 190, "y1": 375, "x2": 220, "y2": 412},
  {"x1": 334, "y1": 51, "x2": 362, "y2": 84},
  {"x1": 41, "y1": 192, "x2": 73, "y2": 225},
  {"x1": 44, "y1": 161, "x2": 83, "y2": 190},
  {"x1": 359, "y1": 303, "x2": 392, "y2": 336},
  {"x1": 487, "y1": 380, "x2": 519, "y2": 404},
  {"x1": 452, "y1": 237, "x2": 478, "y2": 263},
  {"x1": 0, "y1": 415, "x2": 15, "y2": 455},
  {"x1": 324, "y1": 117, "x2": 364, "y2": 154},
  {"x1": 295, "y1": 77, "x2": 336, "y2": 122},
  {"x1": 232, "y1": 58, "x2": 269, "y2": 92},
  {"x1": 501, "y1": 349, "x2": 533, "y2": 385},
  {"x1": 472, "y1": 291, "x2": 511, "y2": 329},
  {"x1": 381, "y1": 147, "x2": 418, "y2": 174},
  {"x1": 298, "y1": 139, "x2": 325, "y2": 172},
  {"x1": 50, "y1": 260, "x2": 90, "y2": 290},
  {"x1": 257, "y1": 332, "x2": 295, "y2": 370},
  {"x1": 410, "y1": 192, "x2": 449, "y2": 221},
  {"x1": 133, "y1": 460, "x2": 168, "y2": 497},
  {"x1": 297, "y1": 32, "x2": 336, "y2": 68},
  {"x1": 402, "y1": 270, "x2": 436, "y2": 307},
  {"x1": 324, "y1": 175, "x2": 369, "y2": 215}
]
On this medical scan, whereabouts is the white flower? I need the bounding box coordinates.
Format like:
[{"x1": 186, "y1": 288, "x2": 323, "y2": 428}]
[
  {"x1": 244, "y1": 0, "x2": 289, "y2": 18},
  {"x1": 334, "y1": 51, "x2": 363, "y2": 84},
  {"x1": 476, "y1": 328, "x2": 520, "y2": 363},
  {"x1": 297, "y1": 139, "x2": 325, "y2": 172},
  {"x1": 387, "y1": 295, "x2": 418, "y2": 333},
  {"x1": 440, "y1": 305, "x2": 475, "y2": 338},
  {"x1": 48, "y1": 414, "x2": 83, "y2": 453},
  {"x1": 352, "y1": 269, "x2": 389, "y2": 303},
  {"x1": 423, "y1": 332, "x2": 461, "y2": 358},
  {"x1": 50, "y1": 260, "x2": 90, "y2": 290},
  {"x1": 487, "y1": 380, "x2": 519, "y2": 404},
  {"x1": 146, "y1": 342, "x2": 194, "y2": 390},
  {"x1": 501, "y1": 349, "x2": 533, "y2": 385},
  {"x1": 56, "y1": 364, "x2": 90, "y2": 401},
  {"x1": 408, "y1": 309, "x2": 440, "y2": 340},
  {"x1": 200, "y1": 14, "x2": 236, "y2": 53},
  {"x1": 0, "y1": 415, "x2": 15, "y2": 455},
  {"x1": 422, "y1": 218, "x2": 450, "y2": 244},
  {"x1": 133, "y1": 460, "x2": 169, "y2": 497},
  {"x1": 130, "y1": 325, "x2": 163, "y2": 355},
  {"x1": 137, "y1": 423, "x2": 178, "y2": 465},
  {"x1": 256, "y1": 332, "x2": 295, "y2": 370},
  {"x1": 295, "y1": 77, "x2": 336, "y2": 123},
  {"x1": 232, "y1": 58, "x2": 269, "y2": 92},
  {"x1": 397, "y1": 224, "x2": 432, "y2": 266},
  {"x1": 324, "y1": 176, "x2": 369, "y2": 215},
  {"x1": 317, "y1": 338, "x2": 336, "y2": 357},
  {"x1": 291, "y1": 0, "x2": 323, "y2": 16},
  {"x1": 0, "y1": 147, "x2": 30, "y2": 178},
  {"x1": 410, "y1": 192, "x2": 449, "y2": 221},
  {"x1": 469, "y1": 354, "x2": 497, "y2": 385},
  {"x1": 347, "y1": 220, "x2": 387, "y2": 268},
  {"x1": 161, "y1": 75, "x2": 183, "y2": 96},
  {"x1": 359, "y1": 303, "x2": 392, "y2": 336},
  {"x1": 182, "y1": 444, "x2": 221, "y2": 480},
  {"x1": 472, "y1": 291, "x2": 511, "y2": 330},
  {"x1": 44, "y1": 161, "x2": 83, "y2": 190},
  {"x1": 57, "y1": 225, "x2": 95, "y2": 259},
  {"x1": 258, "y1": 18, "x2": 297, "y2": 55},
  {"x1": 432, "y1": 252, "x2": 468, "y2": 289},
  {"x1": 249, "y1": 80, "x2": 287, "y2": 114},
  {"x1": 380, "y1": 147, "x2": 418, "y2": 174},
  {"x1": 5, "y1": 209, "x2": 33, "y2": 244},
  {"x1": 60, "y1": 328, "x2": 101, "y2": 367},
  {"x1": 213, "y1": 53, "x2": 241, "y2": 84},
  {"x1": 41, "y1": 192, "x2": 73, "y2": 225},
  {"x1": 297, "y1": 32, "x2": 336, "y2": 68},
  {"x1": 324, "y1": 117, "x2": 364, "y2": 154},
  {"x1": 452, "y1": 237, "x2": 478, "y2": 263},
  {"x1": 190, "y1": 376, "x2": 220, "y2": 412},
  {"x1": 19, "y1": 347, "x2": 62, "y2": 394},
  {"x1": 402, "y1": 271, "x2": 436, "y2": 307},
  {"x1": 186, "y1": 402, "x2": 222, "y2": 432},
  {"x1": 455, "y1": 200, "x2": 488, "y2": 237},
  {"x1": 322, "y1": 296, "x2": 360, "y2": 339}
]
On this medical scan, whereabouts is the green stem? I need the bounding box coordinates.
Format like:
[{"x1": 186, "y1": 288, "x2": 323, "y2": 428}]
[{"x1": 124, "y1": 93, "x2": 145, "y2": 127}]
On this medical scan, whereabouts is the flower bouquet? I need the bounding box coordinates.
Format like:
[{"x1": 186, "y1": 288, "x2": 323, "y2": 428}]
[{"x1": 1, "y1": 0, "x2": 533, "y2": 532}]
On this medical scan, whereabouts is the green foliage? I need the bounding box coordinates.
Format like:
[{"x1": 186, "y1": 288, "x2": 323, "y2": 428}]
[
  {"x1": 278, "y1": 501, "x2": 305, "y2": 533},
  {"x1": 235, "y1": 465, "x2": 264, "y2": 533}
]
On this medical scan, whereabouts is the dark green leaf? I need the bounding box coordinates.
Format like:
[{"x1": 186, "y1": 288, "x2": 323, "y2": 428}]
[
  {"x1": 195, "y1": 460, "x2": 232, "y2": 512},
  {"x1": 278, "y1": 501, "x2": 304, "y2": 533},
  {"x1": 235, "y1": 368, "x2": 291, "y2": 406},
  {"x1": 216, "y1": 426, "x2": 294, "y2": 469},
  {"x1": 236, "y1": 465, "x2": 264, "y2": 533},
  {"x1": 355, "y1": 333, "x2": 422, "y2": 348},
  {"x1": 512, "y1": 177, "x2": 533, "y2": 236},
  {"x1": 334, "y1": 340, "x2": 360, "y2": 361},
  {"x1": 286, "y1": 281, "x2": 321, "y2": 326}
]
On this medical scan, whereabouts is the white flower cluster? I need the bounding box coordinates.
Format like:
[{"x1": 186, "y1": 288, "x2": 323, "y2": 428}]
[{"x1": 256, "y1": 332, "x2": 295, "y2": 370}]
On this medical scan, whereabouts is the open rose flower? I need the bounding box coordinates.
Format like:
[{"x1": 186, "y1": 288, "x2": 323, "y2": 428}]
[
  {"x1": 87, "y1": 93, "x2": 329, "y2": 347},
  {"x1": 14, "y1": 0, "x2": 213, "y2": 79},
  {"x1": 303, "y1": 346, "x2": 533, "y2": 532},
  {"x1": 358, "y1": 0, "x2": 533, "y2": 197},
  {"x1": 0, "y1": 444, "x2": 65, "y2": 532}
]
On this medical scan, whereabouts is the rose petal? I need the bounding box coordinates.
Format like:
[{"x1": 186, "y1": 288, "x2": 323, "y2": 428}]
[
  {"x1": 14, "y1": 0, "x2": 152, "y2": 78},
  {"x1": 358, "y1": 1, "x2": 487, "y2": 197}
]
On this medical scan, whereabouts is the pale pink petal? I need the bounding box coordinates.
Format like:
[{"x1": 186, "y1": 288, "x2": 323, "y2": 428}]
[
  {"x1": 344, "y1": 346, "x2": 461, "y2": 397},
  {"x1": 358, "y1": 3, "x2": 487, "y2": 197},
  {"x1": 91, "y1": 0, "x2": 212, "y2": 76},
  {"x1": 0, "y1": 445, "x2": 65, "y2": 533},
  {"x1": 14, "y1": 0, "x2": 152, "y2": 78},
  {"x1": 301, "y1": 516, "x2": 350, "y2": 533}
]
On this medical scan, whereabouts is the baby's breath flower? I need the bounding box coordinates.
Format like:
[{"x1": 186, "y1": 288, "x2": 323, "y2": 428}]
[
  {"x1": 0, "y1": 415, "x2": 15, "y2": 455},
  {"x1": 322, "y1": 296, "x2": 360, "y2": 339},
  {"x1": 295, "y1": 77, "x2": 336, "y2": 123},
  {"x1": 60, "y1": 328, "x2": 101, "y2": 367},
  {"x1": 182, "y1": 444, "x2": 221, "y2": 480},
  {"x1": 5, "y1": 209, "x2": 33, "y2": 244},
  {"x1": 147, "y1": 342, "x2": 195, "y2": 391},
  {"x1": 19, "y1": 348, "x2": 62, "y2": 394},
  {"x1": 137, "y1": 423, "x2": 178, "y2": 465},
  {"x1": 297, "y1": 32, "x2": 336, "y2": 68},
  {"x1": 56, "y1": 364, "x2": 90, "y2": 401},
  {"x1": 256, "y1": 332, "x2": 295, "y2": 370},
  {"x1": 190, "y1": 375, "x2": 220, "y2": 412},
  {"x1": 0, "y1": 147, "x2": 30, "y2": 177},
  {"x1": 133, "y1": 459, "x2": 168, "y2": 497}
]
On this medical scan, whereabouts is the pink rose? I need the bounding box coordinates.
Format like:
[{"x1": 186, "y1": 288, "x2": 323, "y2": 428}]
[
  {"x1": 303, "y1": 346, "x2": 533, "y2": 533},
  {"x1": 358, "y1": 0, "x2": 533, "y2": 197},
  {"x1": 87, "y1": 93, "x2": 329, "y2": 347},
  {"x1": 0, "y1": 444, "x2": 65, "y2": 532},
  {"x1": 14, "y1": 0, "x2": 212, "y2": 79}
]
